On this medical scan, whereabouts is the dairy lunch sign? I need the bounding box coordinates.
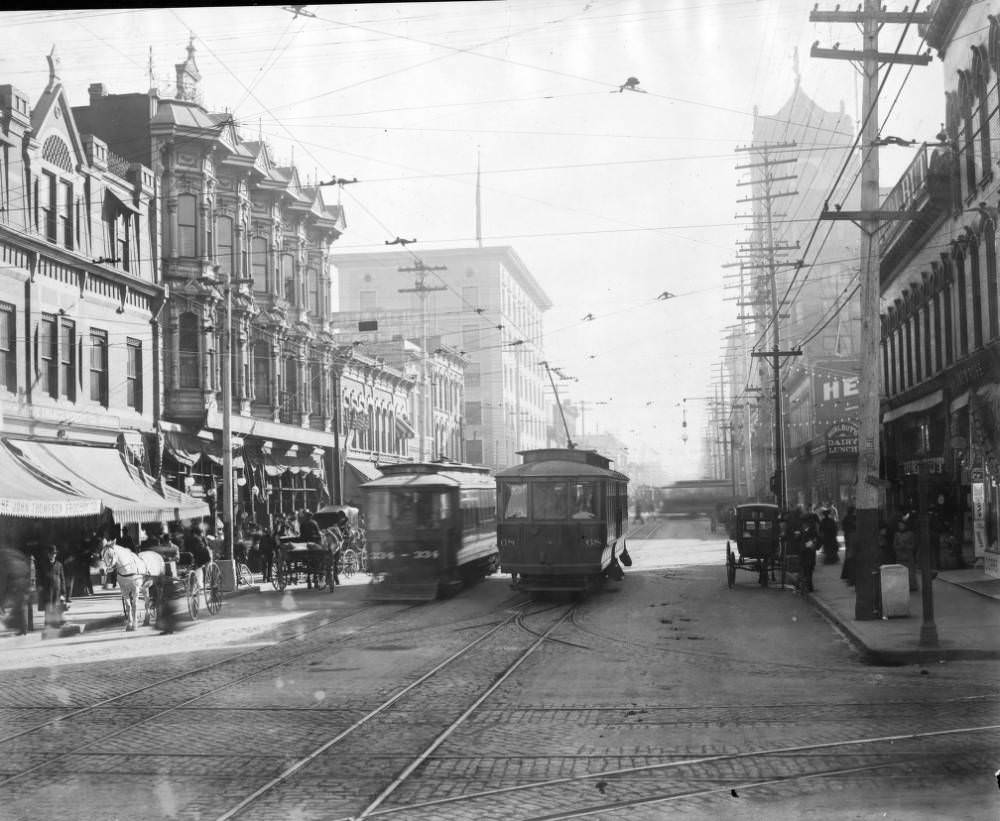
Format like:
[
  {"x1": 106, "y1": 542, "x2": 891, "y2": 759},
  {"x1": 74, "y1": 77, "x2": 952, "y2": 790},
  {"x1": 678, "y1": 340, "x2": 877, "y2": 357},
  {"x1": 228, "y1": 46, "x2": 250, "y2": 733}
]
[{"x1": 826, "y1": 421, "x2": 859, "y2": 458}]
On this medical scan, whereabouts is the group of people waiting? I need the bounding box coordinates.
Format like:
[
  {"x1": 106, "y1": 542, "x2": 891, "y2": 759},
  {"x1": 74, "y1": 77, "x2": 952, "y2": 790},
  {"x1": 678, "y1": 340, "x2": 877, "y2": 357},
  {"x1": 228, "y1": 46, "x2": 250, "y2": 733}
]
[{"x1": 776, "y1": 503, "x2": 931, "y2": 596}]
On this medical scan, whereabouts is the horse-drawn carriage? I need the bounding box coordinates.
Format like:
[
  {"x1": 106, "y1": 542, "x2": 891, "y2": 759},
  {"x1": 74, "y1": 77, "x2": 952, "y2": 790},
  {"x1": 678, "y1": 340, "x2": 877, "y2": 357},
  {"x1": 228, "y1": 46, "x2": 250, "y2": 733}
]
[
  {"x1": 273, "y1": 505, "x2": 366, "y2": 592},
  {"x1": 100, "y1": 542, "x2": 223, "y2": 630},
  {"x1": 725, "y1": 503, "x2": 787, "y2": 589}
]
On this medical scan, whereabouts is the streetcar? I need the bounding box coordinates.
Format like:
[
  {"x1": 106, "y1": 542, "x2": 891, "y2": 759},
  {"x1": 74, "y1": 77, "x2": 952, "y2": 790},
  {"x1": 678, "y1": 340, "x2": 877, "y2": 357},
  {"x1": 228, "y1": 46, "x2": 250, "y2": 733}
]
[
  {"x1": 495, "y1": 447, "x2": 630, "y2": 594},
  {"x1": 360, "y1": 460, "x2": 499, "y2": 600}
]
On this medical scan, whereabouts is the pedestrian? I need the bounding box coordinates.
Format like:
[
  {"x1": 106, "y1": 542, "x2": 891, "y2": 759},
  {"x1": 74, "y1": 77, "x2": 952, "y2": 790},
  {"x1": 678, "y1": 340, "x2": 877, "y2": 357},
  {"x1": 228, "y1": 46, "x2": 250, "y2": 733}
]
[
  {"x1": 184, "y1": 522, "x2": 213, "y2": 592},
  {"x1": 259, "y1": 523, "x2": 276, "y2": 584},
  {"x1": 39, "y1": 544, "x2": 67, "y2": 630},
  {"x1": 893, "y1": 516, "x2": 918, "y2": 592},
  {"x1": 840, "y1": 505, "x2": 857, "y2": 586},
  {"x1": 0, "y1": 543, "x2": 30, "y2": 634},
  {"x1": 877, "y1": 523, "x2": 896, "y2": 565},
  {"x1": 818, "y1": 508, "x2": 839, "y2": 564},
  {"x1": 797, "y1": 518, "x2": 819, "y2": 593}
]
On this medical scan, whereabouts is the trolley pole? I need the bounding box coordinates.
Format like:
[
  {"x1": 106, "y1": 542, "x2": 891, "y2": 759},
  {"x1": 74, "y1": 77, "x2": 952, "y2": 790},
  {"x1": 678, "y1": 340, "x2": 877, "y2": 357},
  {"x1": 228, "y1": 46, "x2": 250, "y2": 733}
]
[{"x1": 810, "y1": 0, "x2": 930, "y2": 619}]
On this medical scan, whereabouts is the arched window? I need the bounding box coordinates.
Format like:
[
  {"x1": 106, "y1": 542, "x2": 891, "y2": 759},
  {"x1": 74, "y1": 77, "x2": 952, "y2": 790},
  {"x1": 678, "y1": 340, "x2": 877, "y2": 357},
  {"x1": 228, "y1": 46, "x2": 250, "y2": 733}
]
[
  {"x1": 178, "y1": 312, "x2": 200, "y2": 388},
  {"x1": 215, "y1": 215, "x2": 233, "y2": 277},
  {"x1": 251, "y1": 237, "x2": 268, "y2": 292},
  {"x1": 253, "y1": 332, "x2": 270, "y2": 403},
  {"x1": 954, "y1": 248, "x2": 969, "y2": 356},
  {"x1": 178, "y1": 194, "x2": 197, "y2": 257},
  {"x1": 968, "y1": 238, "x2": 984, "y2": 348},
  {"x1": 281, "y1": 253, "x2": 295, "y2": 303},
  {"x1": 984, "y1": 220, "x2": 998, "y2": 340},
  {"x1": 307, "y1": 267, "x2": 319, "y2": 315}
]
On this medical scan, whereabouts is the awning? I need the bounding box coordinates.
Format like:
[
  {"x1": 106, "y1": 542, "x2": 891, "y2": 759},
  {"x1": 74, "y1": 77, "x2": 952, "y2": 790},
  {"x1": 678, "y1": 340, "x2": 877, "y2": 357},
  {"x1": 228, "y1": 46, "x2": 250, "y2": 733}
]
[
  {"x1": 882, "y1": 389, "x2": 943, "y2": 424},
  {"x1": 163, "y1": 429, "x2": 244, "y2": 469},
  {"x1": 346, "y1": 458, "x2": 382, "y2": 483},
  {"x1": 395, "y1": 417, "x2": 416, "y2": 439},
  {"x1": 7, "y1": 440, "x2": 209, "y2": 523},
  {"x1": 0, "y1": 441, "x2": 103, "y2": 519},
  {"x1": 262, "y1": 450, "x2": 323, "y2": 478}
]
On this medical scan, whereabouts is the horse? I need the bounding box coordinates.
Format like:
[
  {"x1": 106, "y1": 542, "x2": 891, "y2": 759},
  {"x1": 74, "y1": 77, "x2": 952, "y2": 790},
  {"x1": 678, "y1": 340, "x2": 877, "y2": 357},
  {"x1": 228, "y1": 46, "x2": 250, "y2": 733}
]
[
  {"x1": 318, "y1": 527, "x2": 344, "y2": 590},
  {"x1": 100, "y1": 543, "x2": 165, "y2": 631}
]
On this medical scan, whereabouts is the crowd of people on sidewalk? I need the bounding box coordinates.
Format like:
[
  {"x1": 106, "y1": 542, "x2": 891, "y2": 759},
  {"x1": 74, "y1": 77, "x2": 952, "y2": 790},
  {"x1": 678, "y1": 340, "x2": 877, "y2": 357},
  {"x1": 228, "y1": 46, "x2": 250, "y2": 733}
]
[{"x1": 768, "y1": 500, "x2": 957, "y2": 597}]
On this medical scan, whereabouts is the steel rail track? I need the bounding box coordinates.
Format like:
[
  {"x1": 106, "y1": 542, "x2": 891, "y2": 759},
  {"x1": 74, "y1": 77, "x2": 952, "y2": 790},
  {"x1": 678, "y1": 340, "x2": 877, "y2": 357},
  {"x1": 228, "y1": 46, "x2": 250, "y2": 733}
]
[
  {"x1": 0, "y1": 601, "x2": 435, "y2": 786},
  {"x1": 360, "y1": 721, "x2": 1000, "y2": 818},
  {"x1": 211, "y1": 599, "x2": 570, "y2": 821}
]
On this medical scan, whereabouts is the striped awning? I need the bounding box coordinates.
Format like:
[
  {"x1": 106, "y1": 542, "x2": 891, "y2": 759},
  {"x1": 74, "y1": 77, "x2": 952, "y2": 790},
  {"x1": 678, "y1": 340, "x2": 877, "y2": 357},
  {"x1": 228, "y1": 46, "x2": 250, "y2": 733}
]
[
  {"x1": 0, "y1": 441, "x2": 102, "y2": 519},
  {"x1": 6, "y1": 440, "x2": 208, "y2": 524}
]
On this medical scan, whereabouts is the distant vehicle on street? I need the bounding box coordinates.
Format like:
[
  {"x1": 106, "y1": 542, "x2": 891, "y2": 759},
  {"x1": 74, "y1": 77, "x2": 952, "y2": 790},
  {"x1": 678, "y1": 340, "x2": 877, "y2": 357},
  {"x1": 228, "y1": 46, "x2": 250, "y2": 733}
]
[
  {"x1": 496, "y1": 447, "x2": 630, "y2": 595},
  {"x1": 361, "y1": 460, "x2": 499, "y2": 600},
  {"x1": 652, "y1": 479, "x2": 737, "y2": 530}
]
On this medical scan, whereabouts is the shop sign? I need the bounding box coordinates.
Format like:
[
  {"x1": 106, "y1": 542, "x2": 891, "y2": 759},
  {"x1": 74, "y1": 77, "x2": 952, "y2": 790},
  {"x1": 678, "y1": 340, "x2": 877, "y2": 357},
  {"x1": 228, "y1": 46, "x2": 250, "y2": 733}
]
[
  {"x1": 972, "y1": 481, "x2": 985, "y2": 521},
  {"x1": 971, "y1": 468, "x2": 984, "y2": 483},
  {"x1": 825, "y1": 422, "x2": 858, "y2": 458},
  {"x1": 902, "y1": 457, "x2": 945, "y2": 476},
  {"x1": 813, "y1": 368, "x2": 861, "y2": 423},
  {"x1": 974, "y1": 522, "x2": 987, "y2": 558}
]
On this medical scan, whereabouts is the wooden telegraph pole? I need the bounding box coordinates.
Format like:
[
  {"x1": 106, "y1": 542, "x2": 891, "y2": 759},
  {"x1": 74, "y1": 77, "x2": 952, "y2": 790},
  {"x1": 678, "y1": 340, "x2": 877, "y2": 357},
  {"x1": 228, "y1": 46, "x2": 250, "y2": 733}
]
[
  {"x1": 810, "y1": 1, "x2": 931, "y2": 619},
  {"x1": 735, "y1": 141, "x2": 802, "y2": 509}
]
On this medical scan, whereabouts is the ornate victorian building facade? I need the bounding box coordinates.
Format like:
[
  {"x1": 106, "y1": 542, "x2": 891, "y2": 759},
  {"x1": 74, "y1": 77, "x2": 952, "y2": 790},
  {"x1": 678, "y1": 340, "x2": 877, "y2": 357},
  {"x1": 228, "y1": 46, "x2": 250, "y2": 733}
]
[
  {"x1": 72, "y1": 42, "x2": 406, "y2": 525},
  {"x1": 0, "y1": 52, "x2": 207, "y2": 544},
  {"x1": 878, "y1": 2, "x2": 1000, "y2": 573}
]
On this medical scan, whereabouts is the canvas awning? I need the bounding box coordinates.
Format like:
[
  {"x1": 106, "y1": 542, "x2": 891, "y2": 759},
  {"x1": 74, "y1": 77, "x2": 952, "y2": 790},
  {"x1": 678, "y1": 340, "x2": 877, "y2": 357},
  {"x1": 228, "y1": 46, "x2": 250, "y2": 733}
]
[
  {"x1": 7, "y1": 440, "x2": 209, "y2": 523},
  {"x1": 345, "y1": 458, "x2": 382, "y2": 483},
  {"x1": 163, "y1": 430, "x2": 243, "y2": 469},
  {"x1": 395, "y1": 417, "x2": 416, "y2": 439},
  {"x1": 0, "y1": 441, "x2": 103, "y2": 519},
  {"x1": 262, "y1": 450, "x2": 323, "y2": 478}
]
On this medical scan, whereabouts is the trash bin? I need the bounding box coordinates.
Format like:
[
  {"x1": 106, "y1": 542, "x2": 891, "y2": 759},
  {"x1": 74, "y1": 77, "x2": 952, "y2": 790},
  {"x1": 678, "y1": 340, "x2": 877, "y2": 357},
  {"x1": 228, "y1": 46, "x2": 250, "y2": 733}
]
[{"x1": 879, "y1": 564, "x2": 910, "y2": 618}]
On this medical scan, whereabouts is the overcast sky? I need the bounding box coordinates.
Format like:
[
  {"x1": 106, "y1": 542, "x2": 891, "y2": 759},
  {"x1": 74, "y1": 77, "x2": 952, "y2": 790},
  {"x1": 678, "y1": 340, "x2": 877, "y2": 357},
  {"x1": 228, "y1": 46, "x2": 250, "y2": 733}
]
[{"x1": 2, "y1": 2, "x2": 942, "y2": 478}]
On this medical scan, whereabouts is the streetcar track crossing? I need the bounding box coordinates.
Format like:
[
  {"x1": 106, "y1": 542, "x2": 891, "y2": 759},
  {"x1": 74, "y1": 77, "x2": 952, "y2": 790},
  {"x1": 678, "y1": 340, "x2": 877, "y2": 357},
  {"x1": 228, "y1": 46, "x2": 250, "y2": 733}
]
[{"x1": 210, "y1": 601, "x2": 577, "y2": 821}]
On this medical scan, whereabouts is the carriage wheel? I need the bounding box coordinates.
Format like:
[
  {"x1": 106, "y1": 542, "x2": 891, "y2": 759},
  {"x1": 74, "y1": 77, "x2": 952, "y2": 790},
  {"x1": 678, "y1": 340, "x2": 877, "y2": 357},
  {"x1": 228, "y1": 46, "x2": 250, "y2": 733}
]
[
  {"x1": 186, "y1": 573, "x2": 200, "y2": 621},
  {"x1": 726, "y1": 542, "x2": 736, "y2": 589},
  {"x1": 204, "y1": 562, "x2": 223, "y2": 615},
  {"x1": 341, "y1": 549, "x2": 359, "y2": 579}
]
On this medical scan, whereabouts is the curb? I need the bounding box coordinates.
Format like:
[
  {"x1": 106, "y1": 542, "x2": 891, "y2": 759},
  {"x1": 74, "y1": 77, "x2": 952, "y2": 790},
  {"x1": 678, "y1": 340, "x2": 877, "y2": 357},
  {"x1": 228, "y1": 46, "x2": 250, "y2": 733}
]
[{"x1": 804, "y1": 583, "x2": 1000, "y2": 665}]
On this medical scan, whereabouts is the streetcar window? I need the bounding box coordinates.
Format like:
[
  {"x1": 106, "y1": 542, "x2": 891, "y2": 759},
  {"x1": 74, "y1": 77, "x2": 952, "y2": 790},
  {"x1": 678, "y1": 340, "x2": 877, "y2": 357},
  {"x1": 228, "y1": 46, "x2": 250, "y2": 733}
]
[
  {"x1": 570, "y1": 482, "x2": 598, "y2": 519},
  {"x1": 499, "y1": 482, "x2": 527, "y2": 519},
  {"x1": 531, "y1": 481, "x2": 568, "y2": 520},
  {"x1": 367, "y1": 490, "x2": 393, "y2": 530}
]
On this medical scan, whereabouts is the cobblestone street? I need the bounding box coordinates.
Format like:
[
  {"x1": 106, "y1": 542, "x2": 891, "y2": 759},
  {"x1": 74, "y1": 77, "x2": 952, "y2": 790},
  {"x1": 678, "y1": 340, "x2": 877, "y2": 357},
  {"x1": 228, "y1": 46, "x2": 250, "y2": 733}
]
[{"x1": 1, "y1": 520, "x2": 996, "y2": 821}]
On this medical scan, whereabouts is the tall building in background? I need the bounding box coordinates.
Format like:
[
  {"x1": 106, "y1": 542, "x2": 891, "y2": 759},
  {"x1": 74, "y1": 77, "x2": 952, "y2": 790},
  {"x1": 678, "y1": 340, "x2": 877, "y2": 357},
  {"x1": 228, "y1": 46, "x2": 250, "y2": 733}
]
[
  {"x1": 332, "y1": 246, "x2": 552, "y2": 470},
  {"x1": 737, "y1": 69, "x2": 860, "y2": 509}
]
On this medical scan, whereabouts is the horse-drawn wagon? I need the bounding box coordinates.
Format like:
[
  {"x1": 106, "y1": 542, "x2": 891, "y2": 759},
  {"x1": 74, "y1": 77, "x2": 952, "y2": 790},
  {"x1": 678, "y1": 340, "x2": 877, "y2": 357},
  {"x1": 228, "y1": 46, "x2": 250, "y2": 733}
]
[{"x1": 725, "y1": 503, "x2": 787, "y2": 589}]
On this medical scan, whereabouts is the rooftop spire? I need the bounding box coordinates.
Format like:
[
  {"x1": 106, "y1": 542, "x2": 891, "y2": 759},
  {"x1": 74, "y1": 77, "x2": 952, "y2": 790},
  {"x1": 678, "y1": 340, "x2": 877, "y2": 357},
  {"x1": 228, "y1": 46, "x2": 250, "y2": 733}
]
[{"x1": 174, "y1": 36, "x2": 202, "y2": 103}]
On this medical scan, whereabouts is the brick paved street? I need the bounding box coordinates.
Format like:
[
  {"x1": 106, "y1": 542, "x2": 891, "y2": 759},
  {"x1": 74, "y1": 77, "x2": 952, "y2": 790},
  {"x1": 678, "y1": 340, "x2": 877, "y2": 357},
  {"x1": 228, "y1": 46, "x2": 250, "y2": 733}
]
[{"x1": 0, "y1": 519, "x2": 997, "y2": 821}]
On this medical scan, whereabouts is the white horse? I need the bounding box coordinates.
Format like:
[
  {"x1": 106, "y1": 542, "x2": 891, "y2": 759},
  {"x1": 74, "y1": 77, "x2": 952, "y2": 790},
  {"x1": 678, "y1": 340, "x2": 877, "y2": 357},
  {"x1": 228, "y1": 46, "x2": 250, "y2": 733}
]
[{"x1": 100, "y1": 543, "x2": 165, "y2": 631}]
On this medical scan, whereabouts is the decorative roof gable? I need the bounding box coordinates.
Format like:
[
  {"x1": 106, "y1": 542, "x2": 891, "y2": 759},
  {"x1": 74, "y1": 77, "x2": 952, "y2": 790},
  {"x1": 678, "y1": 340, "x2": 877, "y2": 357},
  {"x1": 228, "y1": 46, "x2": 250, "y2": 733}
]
[{"x1": 31, "y1": 47, "x2": 87, "y2": 173}]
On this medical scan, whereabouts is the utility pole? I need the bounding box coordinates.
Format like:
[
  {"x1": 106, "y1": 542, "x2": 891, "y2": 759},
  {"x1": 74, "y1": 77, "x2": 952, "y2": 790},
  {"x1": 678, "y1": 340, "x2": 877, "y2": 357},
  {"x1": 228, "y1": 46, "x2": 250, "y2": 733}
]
[
  {"x1": 810, "y1": 0, "x2": 931, "y2": 620},
  {"x1": 398, "y1": 260, "x2": 447, "y2": 461},
  {"x1": 735, "y1": 140, "x2": 802, "y2": 509}
]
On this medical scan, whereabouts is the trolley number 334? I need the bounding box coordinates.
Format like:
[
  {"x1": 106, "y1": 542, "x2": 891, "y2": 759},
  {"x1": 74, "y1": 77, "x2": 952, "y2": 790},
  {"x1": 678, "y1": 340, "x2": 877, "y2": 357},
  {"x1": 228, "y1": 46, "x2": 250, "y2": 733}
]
[{"x1": 369, "y1": 550, "x2": 440, "y2": 560}]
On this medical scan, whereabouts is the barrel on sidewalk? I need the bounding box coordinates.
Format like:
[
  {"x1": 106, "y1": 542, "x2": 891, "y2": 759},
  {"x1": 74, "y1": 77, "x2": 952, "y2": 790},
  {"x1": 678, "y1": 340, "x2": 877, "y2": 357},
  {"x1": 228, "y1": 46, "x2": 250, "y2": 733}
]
[{"x1": 879, "y1": 564, "x2": 910, "y2": 618}]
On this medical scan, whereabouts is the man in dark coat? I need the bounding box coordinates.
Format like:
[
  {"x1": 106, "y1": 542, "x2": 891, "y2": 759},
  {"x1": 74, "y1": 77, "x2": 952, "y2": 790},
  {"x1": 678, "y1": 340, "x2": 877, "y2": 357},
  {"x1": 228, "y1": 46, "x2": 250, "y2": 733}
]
[
  {"x1": 39, "y1": 545, "x2": 67, "y2": 630},
  {"x1": 818, "y1": 509, "x2": 840, "y2": 564}
]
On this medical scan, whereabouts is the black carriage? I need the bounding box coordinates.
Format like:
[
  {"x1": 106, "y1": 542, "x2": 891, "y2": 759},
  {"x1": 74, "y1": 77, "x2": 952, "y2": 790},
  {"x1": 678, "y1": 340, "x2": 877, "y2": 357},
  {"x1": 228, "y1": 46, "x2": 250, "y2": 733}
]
[
  {"x1": 725, "y1": 503, "x2": 786, "y2": 588},
  {"x1": 496, "y1": 448, "x2": 630, "y2": 595},
  {"x1": 361, "y1": 460, "x2": 499, "y2": 601},
  {"x1": 274, "y1": 537, "x2": 332, "y2": 592},
  {"x1": 144, "y1": 558, "x2": 223, "y2": 625},
  {"x1": 314, "y1": 504, "x2": 366, "y2": 577}
]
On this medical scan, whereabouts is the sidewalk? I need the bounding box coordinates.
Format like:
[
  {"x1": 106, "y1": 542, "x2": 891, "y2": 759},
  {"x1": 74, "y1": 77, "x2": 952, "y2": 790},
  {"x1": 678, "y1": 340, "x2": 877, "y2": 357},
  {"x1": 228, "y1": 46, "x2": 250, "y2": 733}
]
[
  {"x1": 805, "y1": 555, "x2": 1000, "y2": 665},
  {"x1": 2, "y1": 579, "x2": 263, "y2": 639}
]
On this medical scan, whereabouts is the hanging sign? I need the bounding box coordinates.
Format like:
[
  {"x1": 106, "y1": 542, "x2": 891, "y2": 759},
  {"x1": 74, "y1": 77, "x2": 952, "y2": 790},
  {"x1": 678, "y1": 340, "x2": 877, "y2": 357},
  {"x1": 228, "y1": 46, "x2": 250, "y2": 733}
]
[
  {"x1": 972, "y1": 481, "x2": 985, "y2": 521},
  {"x1": 825, "y1": 421, "x2": 858, "y2": 458}
]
